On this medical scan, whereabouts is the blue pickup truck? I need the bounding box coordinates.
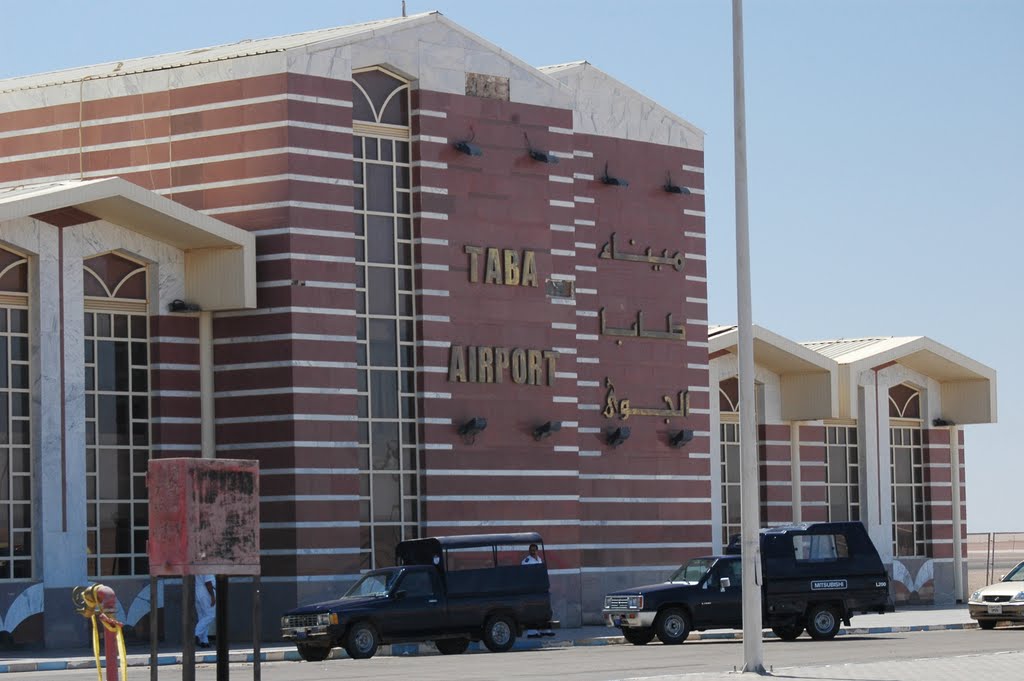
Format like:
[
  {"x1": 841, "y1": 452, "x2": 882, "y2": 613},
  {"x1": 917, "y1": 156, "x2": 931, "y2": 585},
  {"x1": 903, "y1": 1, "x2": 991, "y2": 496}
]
[{"x1": 281, "y1": 532, "x2": 555, "y2": 661}]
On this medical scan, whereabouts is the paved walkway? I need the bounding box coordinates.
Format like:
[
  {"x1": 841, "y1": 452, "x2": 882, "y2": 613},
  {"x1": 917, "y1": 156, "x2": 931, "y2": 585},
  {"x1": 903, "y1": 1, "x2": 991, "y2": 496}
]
[{"x1": 0, "y1": 605, "x2": 980, "y2": 674}]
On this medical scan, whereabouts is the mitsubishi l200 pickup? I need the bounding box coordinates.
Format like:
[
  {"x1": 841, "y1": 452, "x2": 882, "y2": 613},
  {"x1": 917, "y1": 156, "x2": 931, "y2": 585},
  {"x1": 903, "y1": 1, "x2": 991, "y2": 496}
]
[
  {"x1": 603, "y1": 522, "x2": 893, "y2": 645},
  {"x1": 281, "y1": 532, "x2": 556, "y2": 661}
]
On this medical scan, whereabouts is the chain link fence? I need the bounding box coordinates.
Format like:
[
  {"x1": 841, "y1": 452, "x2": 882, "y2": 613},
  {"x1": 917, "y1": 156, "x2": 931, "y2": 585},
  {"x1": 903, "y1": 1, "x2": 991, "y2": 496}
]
[{"x1": 967, "y1": 532, "x2": 1024, "y2": 594}]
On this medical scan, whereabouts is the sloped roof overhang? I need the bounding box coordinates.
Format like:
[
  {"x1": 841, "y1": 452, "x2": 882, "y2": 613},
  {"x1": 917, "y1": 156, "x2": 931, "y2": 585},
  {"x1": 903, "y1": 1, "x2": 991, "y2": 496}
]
[{"x1": 0, "y1": 178, "x2": 256, "y2": 311}]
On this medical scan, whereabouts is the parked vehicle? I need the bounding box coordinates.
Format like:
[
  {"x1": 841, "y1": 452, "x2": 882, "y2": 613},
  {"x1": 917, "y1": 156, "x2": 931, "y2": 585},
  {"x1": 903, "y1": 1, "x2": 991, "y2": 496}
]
[
  {"x1": 281, "y1": 532, "x2": 555, "y2": 660},
  {"x1": 968, "y1": 560, "x2": 1024, "y2": 629},
  {"x1": 603, "y1": 522, "x2": 893, "y2": 644}
]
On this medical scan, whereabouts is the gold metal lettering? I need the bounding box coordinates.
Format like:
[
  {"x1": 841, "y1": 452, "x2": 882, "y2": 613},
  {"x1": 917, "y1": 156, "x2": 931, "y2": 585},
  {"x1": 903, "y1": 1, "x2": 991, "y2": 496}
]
[
  {"x1": 543, "y1": 350, "x2": 558, "y2": 386},
  {"x1": 485, "y1": 247, "x2": 502, "y2": 284},
  {"x1": 467, "y1": 345, "x2": 478, "y2": 383},
  {"x1": 598, "y1": 232, "x2": 684, "y2": 272},
  {"x1": 478, "y1": 347, "x2": 494, "y2": 383},
  {"x1": 448, "y1": 345, "x2": 467, "y2": 382},
  {"x1": 464, "y1": 245, "x2": 484, "y2": 283},
  {"x1": 522, "y1": 250, "x2": 538, "y2": 287},
  {"x1": 494, "y1": 347, "x2": 510, "y2": 383},
  {"x1": 511, "y1": 349, "x2": 527, "y2": 384},
  {"x1": 602, "y1": 376, "x2": 690, "y2": 419},
  {"x1": 527, "y1": 349, "x2": 543, "y2": 386},
  {"x1": 503, "y1": 250, "x2": 521, "y2": 286}
]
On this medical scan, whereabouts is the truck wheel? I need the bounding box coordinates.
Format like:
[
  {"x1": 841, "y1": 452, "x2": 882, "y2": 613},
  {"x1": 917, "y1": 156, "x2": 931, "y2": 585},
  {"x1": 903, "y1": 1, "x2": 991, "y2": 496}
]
[
  {"x1": 482, "y1": 614, "x2": 517, "y2": 652},
  {"x1": 770, "y1": 624, "x2": 803, "y2": 641},
  {"x1": 435, "y1": 637, "x2": 471, "y2": 654},
  {"x1": 296, "y1": 643, "x2": 332, "y2": 661},
  {"x1": 978, "y1": 620, "x2": 997, "y2": 630},
  {"x1": 622, "y1": 627, "x2": 655, "y2": 645},
  {"x1": 806, "y1": 605, "x2": 841, "y2": 640},
  {"x1": 344, "y1": 621, "x2": 379, "y2": 659},
  {"x1": 654, "y1": 608, "x2": 691, "y2": 645}
]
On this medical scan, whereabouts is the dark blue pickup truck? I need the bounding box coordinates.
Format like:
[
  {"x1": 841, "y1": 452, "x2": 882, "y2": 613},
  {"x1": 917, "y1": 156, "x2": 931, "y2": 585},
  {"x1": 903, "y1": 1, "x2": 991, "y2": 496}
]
[{"x1": 281, "y1": 532, "x2": 555, "y2": 661}]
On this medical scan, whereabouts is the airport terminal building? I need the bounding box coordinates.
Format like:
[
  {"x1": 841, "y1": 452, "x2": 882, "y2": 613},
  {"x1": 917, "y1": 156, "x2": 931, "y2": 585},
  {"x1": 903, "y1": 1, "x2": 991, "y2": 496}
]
[{"x1": 0, "y1": 12, "x2": 996, "y2": 646}]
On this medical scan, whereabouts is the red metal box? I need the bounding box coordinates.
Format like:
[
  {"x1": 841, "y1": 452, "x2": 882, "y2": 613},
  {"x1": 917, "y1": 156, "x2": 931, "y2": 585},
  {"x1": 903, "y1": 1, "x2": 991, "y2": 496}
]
[{"x1": 147, "y1": 458, "x2": 260, "y2": 576}]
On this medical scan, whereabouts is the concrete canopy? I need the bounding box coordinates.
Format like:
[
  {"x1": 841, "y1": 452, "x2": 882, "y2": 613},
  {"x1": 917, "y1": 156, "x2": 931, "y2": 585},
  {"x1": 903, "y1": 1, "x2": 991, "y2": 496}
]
[
  {"x1": 803, "y1": 336, "x2": 997, "y2": 426},
  {"x1": 0, "y1": 178, "x2": 256, "y2": 311},
  {"x1": 709, "y1": 324, "x2": 838, "y2": 421}
]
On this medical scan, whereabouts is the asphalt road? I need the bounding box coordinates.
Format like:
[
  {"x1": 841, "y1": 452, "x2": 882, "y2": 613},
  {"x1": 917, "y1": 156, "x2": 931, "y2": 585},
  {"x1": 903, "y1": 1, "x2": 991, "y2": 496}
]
[{"x1": 7, "y1": 628, "x2": 1022, "y2": 681}]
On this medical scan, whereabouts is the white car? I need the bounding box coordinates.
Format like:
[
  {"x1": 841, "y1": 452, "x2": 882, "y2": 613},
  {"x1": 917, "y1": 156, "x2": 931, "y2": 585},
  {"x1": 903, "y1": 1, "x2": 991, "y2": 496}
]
[{"x1": 968, "y1": 560, "x2": 1024, "y2": 629}]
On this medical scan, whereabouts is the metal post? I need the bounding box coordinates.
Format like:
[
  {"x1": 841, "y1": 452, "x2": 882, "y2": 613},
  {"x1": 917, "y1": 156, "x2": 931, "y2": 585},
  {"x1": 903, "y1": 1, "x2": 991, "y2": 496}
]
[
  {"x1": 183, "y1": 576, "x2": 195, "y2": 681},
  {"x1": 732, "y1": 0, "x2": 765, "y2": 673},
  {"x1": 150, "y1": 576, "x2": 158, "y2": 681},
  {"x1": 253, "y1": 575, "x2": 261, "y2": 681},
  {"x1": 216, "y1": 576, "x2": 229, "y2": 681}
]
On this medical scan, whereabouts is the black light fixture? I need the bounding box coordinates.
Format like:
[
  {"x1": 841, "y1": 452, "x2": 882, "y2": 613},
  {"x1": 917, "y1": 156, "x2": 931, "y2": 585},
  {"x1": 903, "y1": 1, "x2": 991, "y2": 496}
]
[
  {"x1": 453, "y1": 129, "x2": 483, "y2": 157},
  {"x1": 458, "y1": 417, "x2": 488, "y2": 444},
  {"x1": 600, "y1": 162, "x2": 629, "y2": 187},
  {"x1": 606, "y1": 426, "x2": 631, "y2": 448},
  {"x1": 669, "y1": 429, "x2": 695, "y2": 448},
  {"x1": 168, "y1": 299, "x2": 200, "y2": 313},
  {"x1": 663, "y1": 172, "x2": 691, "y2": 195},
  {"x1": 532, "y1": 421, "x2": 562, "y2": 441},
  {"x1": 524, "y1": 133, "x2": 559, "y2": 164},
  {"x1": 933, "y1": 418, "x2": 955, "y2": 427}
]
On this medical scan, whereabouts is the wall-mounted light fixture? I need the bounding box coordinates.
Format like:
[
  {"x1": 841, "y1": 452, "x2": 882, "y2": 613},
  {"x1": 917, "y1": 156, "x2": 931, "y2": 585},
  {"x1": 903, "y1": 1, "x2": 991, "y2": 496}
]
[
  {"x1": 524, "y1": 133, "x2": 559, "y2": 164},
  {"x1": 663, "y1": 172, "x2": 691, "y2": 195},
  {"x1": 453, "y1": 129, "x2": 483, "y2": 157},
  {"x1": 168, "y1": 299, "x2": 200, "y2": 313},
  {"x1": 669, "y1": 429, "x2": 695, "y2": 448},
  {"x1": 600, "y1": 162, "x2": 629, "y2": 187},
  {"x1": 606, "y1": 426, "x2": 631, "y2": 448},
  {"x1": 533, "y1": 421, "x2": 562, "y2": 441},
  {"x1": 933, "y1": 418, "x2": 955, "y2": 427},
  {"x1": 458, "y1": 417, "x2": 488, "y2": 444}
]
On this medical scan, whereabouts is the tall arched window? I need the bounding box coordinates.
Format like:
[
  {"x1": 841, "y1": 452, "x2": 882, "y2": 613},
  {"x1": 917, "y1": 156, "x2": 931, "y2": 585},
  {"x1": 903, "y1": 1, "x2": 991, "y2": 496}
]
[
  {"x1": 718, "y1": 377, "x2": 740, "y2": 547},
  {"x1": 0, "y1": 245, "x2": 31, "y2": 579},
  {"x1": 83, "y1": 252, "x2": 151, "y2": 577},
  {"x1": 351, "y1": 68, "x2": 419, "y2": 569},
  {"x1": 889, "y1": 383, "x2": 927, "y2": 557}
]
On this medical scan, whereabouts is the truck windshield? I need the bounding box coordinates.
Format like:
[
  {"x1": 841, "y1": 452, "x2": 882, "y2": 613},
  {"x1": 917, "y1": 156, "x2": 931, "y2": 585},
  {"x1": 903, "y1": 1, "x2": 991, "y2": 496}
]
[
  {"x1": 344, "y1": 570, "x2": 400, "y2": 597},
  {"x1": 667, "y1": 558, "x2": 715, "y2": 583}
]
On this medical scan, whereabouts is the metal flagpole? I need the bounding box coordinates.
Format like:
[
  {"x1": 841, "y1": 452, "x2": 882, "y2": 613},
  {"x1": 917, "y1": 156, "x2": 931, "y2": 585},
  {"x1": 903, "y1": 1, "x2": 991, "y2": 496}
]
[{"x1": 732, "y1": 0, "x2": 766, "y2": 673}]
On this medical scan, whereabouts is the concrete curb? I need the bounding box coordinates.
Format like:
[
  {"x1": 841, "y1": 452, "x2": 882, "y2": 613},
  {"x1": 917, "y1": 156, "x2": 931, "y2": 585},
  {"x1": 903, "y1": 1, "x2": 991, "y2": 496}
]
[{"x1": 0, "y1": 622, "x2": 980, "y2": 673}]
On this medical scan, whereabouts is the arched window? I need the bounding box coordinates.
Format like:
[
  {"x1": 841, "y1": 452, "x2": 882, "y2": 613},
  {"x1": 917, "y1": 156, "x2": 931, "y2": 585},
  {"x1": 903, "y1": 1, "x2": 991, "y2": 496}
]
[
  {"x1": 351, "y1": 68, "x2": 419, "y2": 569},
  {"x1": 889, "y1": 383, "x2": 927, "y2": 557},
  {"x1": 718, "y1": 377, "x2": 740, "y2": 546},
  {"x1": 0, "y1": 245, "x2": 31, "y2": 579},
  {"x1": 83, "y1": 252, "x2": 151, "y2": 577}
]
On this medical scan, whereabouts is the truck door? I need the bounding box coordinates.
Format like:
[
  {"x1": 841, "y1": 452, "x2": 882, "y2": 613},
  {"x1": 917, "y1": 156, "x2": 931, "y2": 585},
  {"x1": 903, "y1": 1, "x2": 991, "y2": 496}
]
[
  {"x1": 385, "y1": 569, "x2": 446, "y2": 637},
  {"x1": 695, "y1": 558, "x2": 744, "y2": 627}
]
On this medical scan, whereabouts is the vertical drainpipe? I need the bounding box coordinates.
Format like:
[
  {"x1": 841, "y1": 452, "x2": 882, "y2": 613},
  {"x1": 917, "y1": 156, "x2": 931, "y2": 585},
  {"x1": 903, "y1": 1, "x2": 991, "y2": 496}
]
[
  {"x1": 949, "y1": 424, "x2": 963, "y2": 602},
  {"x1": 790, "y1": 421, "x2": 802, "y2": 524},
  {"x1": 200, "y1": 311, "x2": 214, "y2": 459}
]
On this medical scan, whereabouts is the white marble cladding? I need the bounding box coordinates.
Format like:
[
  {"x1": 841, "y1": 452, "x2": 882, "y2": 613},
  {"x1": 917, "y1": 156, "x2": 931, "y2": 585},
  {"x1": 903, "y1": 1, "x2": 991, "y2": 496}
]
[
  {"x1": 1, "y1": 216, "x2": 185, "y2": 586},
  {"x1": 542, "y1": 63, "x2": 704, "y2": 151}
]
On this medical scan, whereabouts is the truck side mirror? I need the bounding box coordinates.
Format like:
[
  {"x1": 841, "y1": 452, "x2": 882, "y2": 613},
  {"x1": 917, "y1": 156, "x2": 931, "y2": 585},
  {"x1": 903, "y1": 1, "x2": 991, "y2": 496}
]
[
  {"x1": 393, "y1": 589, "x2": 407, "y2": 601},
  {"x1": 719, "y1": 577, "x2": 731, "y2": 591}
]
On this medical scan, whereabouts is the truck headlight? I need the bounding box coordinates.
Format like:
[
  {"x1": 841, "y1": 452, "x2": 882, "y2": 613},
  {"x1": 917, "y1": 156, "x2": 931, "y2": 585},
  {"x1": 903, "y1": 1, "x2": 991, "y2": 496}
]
[
  {"x1": 280, "y1": 616, "x2": 288, "y2": 628},
  {"x1": 970, "y1": 590, "x2": 982, "y2": 602},
  {"x1": 628, "y1": 595, "x2": 644, "y2": 610},
  {"x1": 1010, "y1": 592, "x2": 1024, "y2": 603},
  {"x1": 316, "y1": 613, "x2": 335, "y2": 626}
]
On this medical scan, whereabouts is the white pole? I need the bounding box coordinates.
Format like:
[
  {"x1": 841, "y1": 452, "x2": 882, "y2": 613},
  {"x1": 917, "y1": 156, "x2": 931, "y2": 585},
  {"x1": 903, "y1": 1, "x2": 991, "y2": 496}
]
[{"x1": 732, "y1": 0, "x2": 765, "y2": 673}]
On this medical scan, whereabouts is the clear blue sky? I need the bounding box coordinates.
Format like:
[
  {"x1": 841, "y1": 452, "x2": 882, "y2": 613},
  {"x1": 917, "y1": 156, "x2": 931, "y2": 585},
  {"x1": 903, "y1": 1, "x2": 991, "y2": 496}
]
[{"x1": 5, "y1": 1, "x2": 1021, "y2": 532}]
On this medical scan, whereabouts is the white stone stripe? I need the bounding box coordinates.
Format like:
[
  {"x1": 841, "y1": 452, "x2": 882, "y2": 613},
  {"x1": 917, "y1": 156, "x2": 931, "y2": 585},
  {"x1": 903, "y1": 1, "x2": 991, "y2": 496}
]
[
  {"x1": 575, "y1": 241, "x2": 596, "y2": 249},
  {"x1": 151, "y1": 336, "x2": 198, "y2": 344},
  {"x1": 681, "y1": 164, "x2": 704, "y2": 173},
  {"x1": 412, "y1": 109, "x2": 448, "y2": 118},
  {"x1": 578, "y1": 404, "x2": 601, "y2": 411},
  {"x1": 578, "y1": 427, "x2": 601, "y2": 434},
  {"x1": 583, "y1": 520, "x2": 710, "y2": 526},
  {"x1": 415, "y1": 237, "x2": 450, "y2": 246},
  {"x1": 574, "y1": 195, "x2": 595, "y2": 204},
  {"x1": 216, "y1": 414, "x2": 356, "y2": 424},
  {"x1": 581, "y1": 497, "x2": 711, "y2": 503},
  {"x1": 214, "y1": 333, "x2": 354, "y2": 345},
  {"x1": 217, "y1": 387, "x2": 357, "y2": 398},
  {"x1": 549, "y1": 175, "x2": 574, "y2": 184},
  {"x1": 686, "y1": 275, "x2": 708, "y2": 283},
  {"x1": 551, "y1": 322, "x2": 577, "y2": 330},
  {"x1": 261, "y1": 494, "x2": 356, "y2": 503},
  {"x1": 684, "y1": 231, "x2": 706, "y2": 239},
  {"x1": 574, "y1": 150, "x2": 594, "y2": 158},
  {"x1": 550, "y1": 298, "x2": 576, "y2": 306},
  {"x1": 216, "y1": 306, "x2": 355, "y2": 318},
  {"x1": 576, "y1": 288, "x2": 597, "y2": 295},
  {"x1": 416, "y1": 314, "x2": 450, "y2": 323},
  {"x1": 549, "y1": 126, "x2": 574, "y2": 135},
  {"x1": 260, "y1": 468, "x2": 359, "y2": 475},
  {"x1": 418, "y1": 417, "x2": 453, "y2": 425},
  {"x1": 687, "y1": 318, "x2": 707, "y2": 325},
  {"x1": 261, "y1": 548, "x2": 360, "y2": 556},
  {"x1": 550, "y1": 224, "x2": 575, "y2": 232},
  {"x1": 686, "y1": 253, "x2": 707, "y2": 261},
  {"x1": 215, "y1": 360, "x2": 355, "y2": 371},
  {"x1": 425, "y1": 469, "x2": 578, "y2": 477},
  {"x1": 218, "y1": 441, "x2": 359, "y2": 450},
  {"x1": 253, "y1": 227, "x2": 355, "y2": 238},
  {"x1": 573, "y1": 173, "x2": 594, "y2": 181},
  {"x1": 413, "y1": 134, "x2": 448, "y2": 144},
  {"x1": 416, "y1": 366, "x2": 447, "y2": 373},
  {"x1": 151, "y1": 443, "x2": 201, "y2": 451},
  {"x1": 575, "y1": 310, "x2": 598, "y2": 317},
  {"x1": 579, "y1": 450, "x2": 602, "y2": 457},
  {"x1": 688, "y1": 341, "x2": 709, "y2": 348},
  {"x1": 420, "y1": 289, "x2": 450, "y2": 297},
  {"x1": 416, "y1": 263, "x2": 449, "y2": 272},
  {"x1": 686, "y1": 297, "x2": 708, "y2": 304},
  {"x1": 423, "y1": 495, "x2": 578, "y2": 501},
  {"x1": 259, "y1": 280, "x2": 355, "y2": 290},
  {"x1": 576, "y1": 357, "x2": 599, "y2": 364},
  {"x1": 205, "y1": 200, "x2": 353, "y2": 216},
  {"x1": 420, "y1": 443, "x2": 454, "y2": 450},
  {"x1": 580, "y1": 473, "x2": 709, "y2": 480},
  {"x1": 417, "y1": 340, "x2": 452, "y2": 348},
  {"x1": 577, "y1": 380, "x2": 600, "y2": 387},
  {"x1": 576, "y1": 333, "x2": 599, "y2": 341},
  {"x1": 684, "y1": 209, "x2": 706, "y2": 217},
  {"x1": 554, "y1": 446, "x2": 579, "y2": 453},
  {"x1": 553, "y1": 396, "x2": 578, "y2": 403},
  {"x1": 575, "y1": 265, "x2": 597, "y2": 272},
  {"x1": 151, "y1": 417, "x2": 201, "y2": 424},
  {"x1": 417, "y1": 392, "x2": 452, "y2": 399},
  {"x1": 152, "y1": 390, "x2": 200, "y2": 398},
  {"x1": 256, "y1": 253, "x2": 354, "y2": 264},
  {"x1": 262, "y1": 521, "x2": 359, "y2": 529},
  {"x1": 550, "y1": 274, "x2": 576, "y2": 282},
  {"x1": 414, "y1": 211, "x2": 449, "y2": 220},
  {"x1": 412, "y1": 160, "x2": 448, "y2": 169},
  {"x1": 551, "y1": 150, "x2": 573, "y2": 159},
  {"x1": 426, "y1": 520, "x2": 580, "y2": 527},
  {"x1": 550, "y1": 199, "x2": 574, "y2": 208},
  {"x1": 552, "y1": 347, "x2": 577, "y2": 355},
  {"x1": 414, "y1": 186, "x2": 448, "y2": 195},
  {"x1": 152, "y1": 363, "x2": 198, "y2": 371}
]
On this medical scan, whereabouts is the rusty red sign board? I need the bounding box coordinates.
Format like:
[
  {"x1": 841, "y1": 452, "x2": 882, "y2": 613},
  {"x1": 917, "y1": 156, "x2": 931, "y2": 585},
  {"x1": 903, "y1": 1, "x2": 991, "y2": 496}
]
[{"x1": 147, "y1": 458, "x2": 261, "y2": 576}]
